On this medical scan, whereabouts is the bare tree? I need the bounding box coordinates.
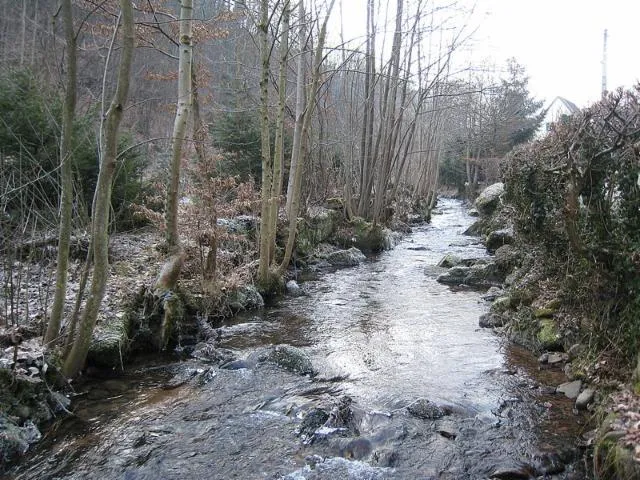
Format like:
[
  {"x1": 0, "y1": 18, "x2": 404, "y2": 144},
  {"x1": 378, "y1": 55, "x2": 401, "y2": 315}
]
[{"x1": 63, "y1": 0, "x2": 135, "y2": 377}]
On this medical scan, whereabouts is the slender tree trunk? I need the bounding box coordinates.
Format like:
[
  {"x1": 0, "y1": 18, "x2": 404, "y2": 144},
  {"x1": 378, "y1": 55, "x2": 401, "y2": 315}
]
[
  {"x1": 165, "y1": 0, "x2": 194, "y2": 249},
  {"x1": 285, "y1": 0, "x2": 306, "y2": 219},
  {"x1": 268, "y1": 0, "x2": 290, "y2": 263},
  {"x1": 62, "y1": 0, "x2": 134, "y2": 378},
  {"x1": 20, "y1": 0, "x2": 27, "y2": 66},
  {"x1": 192, "y1": 63, "x2": 217, "y2": 292},
  {"x1": 45, "y1": 0, "x2": 77, "y2": 347},
  {"x1": 279, "y1": 0, "x2": 336, "y2": 274},
  {"x1": 257, "y1": 0, "x2": 274, "y2": 289}
]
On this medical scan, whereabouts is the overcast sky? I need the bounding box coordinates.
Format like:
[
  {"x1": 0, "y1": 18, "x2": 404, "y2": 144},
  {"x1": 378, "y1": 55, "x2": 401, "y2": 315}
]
[{"x1": 335, "y1": 0, "x2": 640, "y2": 108}]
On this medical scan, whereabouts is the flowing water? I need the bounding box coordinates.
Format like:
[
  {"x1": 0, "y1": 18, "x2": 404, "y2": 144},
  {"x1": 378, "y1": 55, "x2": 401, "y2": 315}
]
[{"x1": 8, "y1": 199, "x2": 588, "y2": 479}]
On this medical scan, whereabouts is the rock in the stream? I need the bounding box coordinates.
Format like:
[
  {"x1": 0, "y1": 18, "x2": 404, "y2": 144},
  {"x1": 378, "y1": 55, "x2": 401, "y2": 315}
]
[
  {"x1": 258, "y1": 345, "x2": 316, "y2": 375},
  {"x1": 489, "y1": 461, "x2": 536, "y2": 479},
  {"x1": 407, "y1": 398, "x2": 447, "y2": 420},
  {"x1": 326, "y1": 247, "x2": 366, "y2": 267},
  {"x1": 437, "y1": 263, "x2": 502, "y2": 289},
  {"x1": 286, "y1": 280, "x2": 304, "y2": 297},
  {"x1": 575, "y1": 388, "x2": 595, "y2": 410},
  {"x1": 482, "y1": 286, "x2": 503, "y2": 302},
  {"x1": 479, "y1": 313, "x2": 505, "y2": 328},
  {"x1": 0, "y1": 415, "x2": 41, "y2": 466},
  {"x1": 474, "y1": 182, "x2": 504, "y2": 217},
  {"x1": 298, "y1": 408, "x2": 330, "y2": 439},
  {"x1": 437, "y1": 254, "x2": 462, "y2": 268},
  {"x1": 557, "y1": 380, "x2": 582, "y2": 399}
]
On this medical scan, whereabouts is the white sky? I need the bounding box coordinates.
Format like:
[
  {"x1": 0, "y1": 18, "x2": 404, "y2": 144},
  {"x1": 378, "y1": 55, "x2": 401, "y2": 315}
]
[{"x1": 334, "y1": 0, "x2": 640, "y2": 108}]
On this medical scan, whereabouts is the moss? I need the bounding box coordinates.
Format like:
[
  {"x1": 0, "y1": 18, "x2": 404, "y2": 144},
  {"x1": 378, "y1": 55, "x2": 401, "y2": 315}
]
[
  {"x1": 537, "y1": 318, "x2": 561, "y2": 350},
  {"x1": 295, "y1": 209, "x2": 340, "y2": 257},
  {"x1": 491, "y1": 296, "x2": 512, "y2": 314},
  {"x1": 594, "y1": 414, "x2": 640, "y2": 480},
  {"x1": 333, "y1": 217, "x2": 387, "y2": 253},
  {"x1": 87, "y1": 311, "x2": 132, "y2": 369},
  {"x1": 534, "y1": 307, "x2": 555, "y2": 318}
]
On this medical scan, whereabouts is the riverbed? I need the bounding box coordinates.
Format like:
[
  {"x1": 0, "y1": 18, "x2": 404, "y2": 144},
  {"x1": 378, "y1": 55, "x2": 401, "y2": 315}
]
[{"x1": 8, "y1": 199, "x2": 587, "y2": 479}]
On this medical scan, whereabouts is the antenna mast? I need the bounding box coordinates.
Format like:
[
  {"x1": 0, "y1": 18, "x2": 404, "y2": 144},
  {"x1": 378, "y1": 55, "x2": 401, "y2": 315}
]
[{"x1": 601, "y1": 29, "x2": 608, "y2": 98}]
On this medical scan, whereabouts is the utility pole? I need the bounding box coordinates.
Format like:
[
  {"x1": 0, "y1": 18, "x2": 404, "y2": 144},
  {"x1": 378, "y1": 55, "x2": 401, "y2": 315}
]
[{"x1": 601, "y1": 29, "x2": 608, "y2": 98}]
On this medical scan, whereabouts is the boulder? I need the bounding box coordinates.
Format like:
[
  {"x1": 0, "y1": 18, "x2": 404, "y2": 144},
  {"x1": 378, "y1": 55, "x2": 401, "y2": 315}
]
[
  {"x1": 217, "y1": 215, "x2": 258, "y2": 236},
  {"x1": 87, "y1": 312, "x2": 132, "y2": 369},
  {"x1": 479, "y1": 313, "x2": 506, "y2": 328},
  {"x1": 474, "y1": 182, "x2": 504, "y2": 217},
  {"x1": 286, "y1": 280, "x2": 304, "y2": 297},
  {"x1": 486, "y1": 228, "x2": 514, "y2": 253},
  {"x1": 332, "y1": 217, "x2": 388, "y2": 253},
  {"x1": 556, "y1": 380, "x2": 582, "y2": 399},
  {"x1": 537, "y1": 318, "x2": 562, "y2": 351},
  {"x1": 326, "y1": 247, "x2": 366, "y2": 267},
  {"x1": 0, "y1": 415, "x2": 40, "y2": 467},
  {"x1": 482, "y1": 286, "x2": 503, "y2": 302},
  {"x1": 257, "y1": 345, "x2": 315, "y2": 375},
  {"x1": 407, "y1": 399, "x2": 447, "y2": 420},
  {"x1": 295, "y1": 207, "x2": 340, "y2": 256},
  {"x1": 437, "y1": 254, "x2": 462, "y2": 269},
  {"x1": 575, "y1": 388, "x2": 595, "y2": 410},
  {"x1": 227, "y1": 285, "x2": 265, "y2": 311},
  {"x1": 436, "y1": 262, "x2": 503, "y2": 289}
]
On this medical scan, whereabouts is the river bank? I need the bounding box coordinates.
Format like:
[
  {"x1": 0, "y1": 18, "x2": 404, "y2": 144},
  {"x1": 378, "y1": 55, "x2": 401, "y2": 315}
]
[{"x1": 6, "y1": 199, "x2": 590, "y2": 479}]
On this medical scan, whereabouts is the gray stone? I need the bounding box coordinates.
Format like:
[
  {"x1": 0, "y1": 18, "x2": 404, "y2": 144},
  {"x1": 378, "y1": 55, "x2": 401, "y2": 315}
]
[
  {"x1": 486, "y1": 228, "x2": 514, "y2": 252},
  {"x1": 482, "y1": 286, "x2": 503, "y2": 301},
  {"x1": 286, "y1": 280, "x2": 304, "y2": 297},
  {"x1": 479, "y1": 313, "x2": 505, "y2": 328},
  {"x1": 468, "y1": 208, "x2": 480, "y2": 217},
  {"x1": 547, "y1": 353, "x2": 568, "y2": 365},
  {"x1": 437, "y1": 254, "x2": 462, "y2": 268},
  {"x1": 407, "y1": 399, "x2": 446, "y2": 420},
  {"x1": 228, "y1": 285, "x2": 264, "y2": 311},
  {"x1": 575, "y1": 388, "x2": 595, "y2": 410},
  {"x1": 437, "y1": 262, "x2": 502, "y2": 289},
  {"x1": 261, "y1": 345, "x2": 315, "y2": 375},
  {"x1": 474, "y1": 182, "x2": 504, "y2": 217},
  {"x1": 326, "y1": 247, "x2": 366, "y2": 267},
  {"x1": 556, "y1": 380, "x2": 582, "y2": 399}
]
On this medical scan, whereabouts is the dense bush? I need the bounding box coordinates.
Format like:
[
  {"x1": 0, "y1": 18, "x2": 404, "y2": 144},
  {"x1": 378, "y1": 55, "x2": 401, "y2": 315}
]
[{"x1": 502, "y1": 85, "x2": 640, "y2": 360}]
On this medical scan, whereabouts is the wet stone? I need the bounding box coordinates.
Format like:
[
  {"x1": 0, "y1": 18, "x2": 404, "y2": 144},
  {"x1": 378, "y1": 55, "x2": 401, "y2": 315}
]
[
  {"x1": 407, "y1": 399, "x2": 446, "y2": 420},
  {"x1": 575, "y1": 388, "x2": 595, "y2": 410},
  {"x1": 489, "y1": 461, "x2": 535, "y2": 479},
  {"x1": 556, "y1": 380, "x2": 582, "y2": 399},
  {"x1": 298, "y1": 408, "x2": 330, "y2": 439}
]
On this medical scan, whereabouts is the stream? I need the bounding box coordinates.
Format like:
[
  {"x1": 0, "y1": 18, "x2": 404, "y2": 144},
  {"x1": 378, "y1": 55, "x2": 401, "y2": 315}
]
[{"x1": 8, "y1": 199, "x2": 587, "y2": 479}]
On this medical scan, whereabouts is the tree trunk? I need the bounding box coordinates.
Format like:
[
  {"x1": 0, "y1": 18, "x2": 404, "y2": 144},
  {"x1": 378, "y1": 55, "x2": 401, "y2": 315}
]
[
  {"x1": 279, "y1": 0, "x2": 336, "y2": 274},
  {"x1": 267, "y1": 0, "x2": 290, "y2": 264},
  {"x1": 62, "y1": 0, "x2": 134, "y2": 378},
  {"x1": 257, "y1": 0, "x2": 275, "y2": 289},
  {"x1": 165, "y1": 0, "x2": 194, "y2": 249},
  {"x1": 285, "y1": 0, "x2": 306, "y2": 219},
  {"x1": 45, "y1": 0, "x2": 76, "y2": 347}
]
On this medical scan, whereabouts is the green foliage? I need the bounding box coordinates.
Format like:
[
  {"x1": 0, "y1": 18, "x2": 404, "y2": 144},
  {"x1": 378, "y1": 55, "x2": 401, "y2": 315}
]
[
  {"x1": 502, "y1": 85, "x2": 640, "y2": 362},
  {"x1": 210, "y1": 110, "x2": 292, "y2": 183},
  {"x1": 0, "y1": 69, "x2": 147, "y2": 231}
]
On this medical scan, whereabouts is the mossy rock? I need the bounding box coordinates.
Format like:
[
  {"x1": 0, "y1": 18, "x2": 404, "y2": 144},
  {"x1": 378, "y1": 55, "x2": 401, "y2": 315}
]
[
  {"x1": 491, "y1": 296, "x2": 512, "y2": 314},
  {"x1": 87, "y1": 312, "x2": 132, "y2": 369},
  {"x1": 534, "y1": 307, "x2": 556, "y2": 318},
  {"x1": 296, "y1": 208, "x2": 340, "y2": 257},
  {"x1": 593, "y1": 413, "x2": 640, "y2": 480},
  {"x1": 333, "y1": 217, "x2": 388, "y2": 253},
  {"x1": 537, "y1": 318, "x2": 562, "y2": 351}
]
